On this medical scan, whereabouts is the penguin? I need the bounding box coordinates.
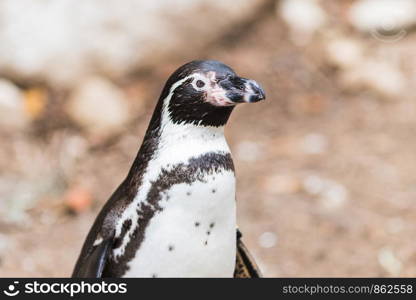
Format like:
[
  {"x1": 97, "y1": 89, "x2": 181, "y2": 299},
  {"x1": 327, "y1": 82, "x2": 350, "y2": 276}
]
[{"x1": 72, "y1": 60, "x2": 265, "y2": 278}]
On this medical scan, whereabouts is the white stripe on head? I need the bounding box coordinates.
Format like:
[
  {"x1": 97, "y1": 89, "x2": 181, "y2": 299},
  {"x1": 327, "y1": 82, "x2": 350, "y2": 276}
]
[{"x1": 161, "y1": 74, "x2": 195, "y2": 126}]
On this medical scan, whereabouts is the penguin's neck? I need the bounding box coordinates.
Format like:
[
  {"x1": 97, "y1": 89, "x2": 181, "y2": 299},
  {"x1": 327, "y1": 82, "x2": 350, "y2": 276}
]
[
  {"x1": 128, "y1": 100, "x2": 232, "y2": 185},
  {"x1": 155, "y1": 121, "x2": 230, "y2": 166}
]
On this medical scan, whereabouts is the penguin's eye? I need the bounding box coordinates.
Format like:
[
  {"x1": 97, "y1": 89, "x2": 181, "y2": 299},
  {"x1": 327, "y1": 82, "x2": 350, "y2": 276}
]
[{"x1": 196, "y1": 80, "x2": 205, "y2": 88}]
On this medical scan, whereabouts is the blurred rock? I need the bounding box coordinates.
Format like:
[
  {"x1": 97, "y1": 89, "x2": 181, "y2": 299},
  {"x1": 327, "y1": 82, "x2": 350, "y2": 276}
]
[
  {"x1": 325, "y1": 33, "x2": 407, "y2": 98},
  {"x1": 326, "y1": 37, "x2": 364, "y2": 69},
  {"x1": 319, "y1": 181, "x2": 348, "y2": 210},
  {"x1": 66, "y1": 77, "x2": 130, "y2": 136},
  {"x1": 303, "y1": 175, "x2": 326, "y2": 195},
  {"x1": 64, "y1": 186, "x2": 92, "y2": 214},
  {"x1": 0, "y1": 79, "x2": 28, "y2": 131},
  {"x1": 349, "y1": 0, "x2": 416, "y2": 36},
  {"x1": 0, "y1": 0, "x2": 266, "y2": 88},
  {"x1": 378, "y1": 247, "x2": 402, "y2": 276},
  {"x1": 23, "y1": 88, "x2": 47, "y2": 120},
  {"x1": 0, "y1": 181, "x2": 37, "y2": 224},
  {"x1": 340, "y1": 60, "x2": 406, "y2": 98},
  {"x1": 301, "y1": 133, "x2": 328, "y2": 155},
  {"x1": 278, "y1": 0, "x2": 327, "y2": 45},
  {"x1": 302, "y1": 175, "x2": 348, "y2": 211},
  {"x1": 59, "y1": 134, "x2": 88, "y2": 174},
  {"x1": 258, "y1": 231, "x2": 278, "y2": 248}
]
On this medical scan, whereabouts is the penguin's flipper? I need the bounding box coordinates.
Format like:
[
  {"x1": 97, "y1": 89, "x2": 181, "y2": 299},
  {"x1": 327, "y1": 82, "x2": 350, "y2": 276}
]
[
  {"x1": 73, "y1": 237, "x2": 113, "y2": 278},
  {"x1": 234, "y1": 229, "x2": 262, "y2": 278}
]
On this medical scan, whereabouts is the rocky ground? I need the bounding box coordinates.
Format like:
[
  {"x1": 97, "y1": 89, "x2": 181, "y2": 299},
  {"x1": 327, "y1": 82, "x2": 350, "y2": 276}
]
[{"x1": 1, "y1": 0, "x2": 416, "y2": 277}]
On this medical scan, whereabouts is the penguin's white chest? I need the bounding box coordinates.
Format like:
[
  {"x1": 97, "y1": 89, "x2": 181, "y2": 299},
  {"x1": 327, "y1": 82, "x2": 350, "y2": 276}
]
[{"x1": 123, "y1": 170, "x2": 236, "y2": 278}]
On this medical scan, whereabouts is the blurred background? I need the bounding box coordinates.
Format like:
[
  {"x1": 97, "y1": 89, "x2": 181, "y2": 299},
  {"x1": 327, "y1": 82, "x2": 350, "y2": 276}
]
[{"x1": 0, "y1": 0, "x2": 416, "y2": 277}]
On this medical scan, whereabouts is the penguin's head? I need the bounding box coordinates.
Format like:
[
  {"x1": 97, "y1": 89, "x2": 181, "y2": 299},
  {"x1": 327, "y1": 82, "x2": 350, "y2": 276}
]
[{"x1": 159, "y1": 60, "x2": 265, "y2": 127}]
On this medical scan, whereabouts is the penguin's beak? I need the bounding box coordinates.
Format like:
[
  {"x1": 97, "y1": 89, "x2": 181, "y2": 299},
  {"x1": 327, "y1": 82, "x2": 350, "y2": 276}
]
[
  {"x1": 219, "y1": 76, "x2": 266, "y2": 104},
  {"x1": 243, "y1": 79, "x2": 266, "y2": 103}
]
